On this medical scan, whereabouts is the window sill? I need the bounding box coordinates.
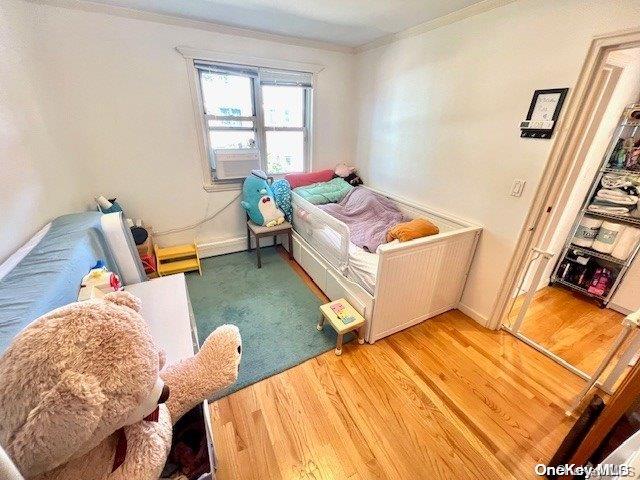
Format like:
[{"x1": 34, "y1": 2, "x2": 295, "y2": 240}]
[{"x1": 203, "y1": 181, "x2": 242, "y2": 193}]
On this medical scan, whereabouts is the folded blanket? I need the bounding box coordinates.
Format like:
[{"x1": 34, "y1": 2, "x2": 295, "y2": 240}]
[
  {"x1": 601, "y1": 173, "x2": 633, "y2": 189},
  {"x1": 587, "y1": 201, "x2": 630, "y2": 216},
  {"x1": 612, "y1": 226, "x2": 640, "y2": 260},
  {"x1": 596, "y1": 188, "x2": 639, "y2": 205},
  {"x1": 294, "y1": 177, "x2": 353, "y2": 205},
  {"x1": 319, "y1": 188, "x2": 403, "y2": 252},
  {"x1": 386, "y1": 218, "x2": 439, "y2": 243}
]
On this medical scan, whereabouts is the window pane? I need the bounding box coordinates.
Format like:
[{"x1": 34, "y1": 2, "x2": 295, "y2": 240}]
[
  {"x1": 200, "y1": 72, "x2": 254, "y2": 117},
  {"x1": 209, "y1": 130, "x2": 256, "y2": 150},
  {"x1": 207, "y1": 119, "x2": 253, "y2": 128},
  {"x1": 266, "y1": 130, "x2": 304, "y2": 173},
  {"x1": 262, "y1": 86, "x2": 304, "y2": 128}
]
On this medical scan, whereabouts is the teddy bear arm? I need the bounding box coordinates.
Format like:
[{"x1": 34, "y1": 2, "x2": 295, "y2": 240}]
[{"x1": 161, "y1": 326, "x2": 241, "y2": 423}]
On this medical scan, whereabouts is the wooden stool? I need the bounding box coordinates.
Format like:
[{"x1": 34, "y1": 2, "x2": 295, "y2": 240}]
[
  {"x1": 246, "y1": 219, "x2": 293, "y2": 268},
  {"x1": 318, "y1": 298, "x2": 366, "y2": 355}
]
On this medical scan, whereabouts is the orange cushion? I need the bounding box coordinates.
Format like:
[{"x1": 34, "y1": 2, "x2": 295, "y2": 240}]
[{"x1": 386, "y1": 218, "x2": 439, "y2": 243}]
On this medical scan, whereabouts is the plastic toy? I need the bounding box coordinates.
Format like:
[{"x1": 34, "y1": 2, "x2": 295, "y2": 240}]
[{"x1": 77, "y1": 261, "x2": 121, "y2": 301}]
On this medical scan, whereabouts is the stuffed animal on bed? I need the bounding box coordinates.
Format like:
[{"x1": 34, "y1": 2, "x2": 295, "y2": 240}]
[
  {"x1": 334, "y1": 163, "x2": 363, "y2": 186},
  {"x1": 271, "y1": 178, "x2": 292, "y2": 222},
  {"x1": 241, "y1": 170, "x2": 285, "y2": 227},
  {"x1": 0, "y1": 291, "x2": 242, "y2": 480}
]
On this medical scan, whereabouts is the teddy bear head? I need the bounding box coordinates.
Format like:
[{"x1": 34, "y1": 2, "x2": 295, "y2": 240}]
[{"x1": 0, "y1": 291, "x2": 168, "y2": 478}]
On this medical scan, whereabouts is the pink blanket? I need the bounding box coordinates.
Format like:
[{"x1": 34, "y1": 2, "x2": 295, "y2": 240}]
[{"x1": 319, "y1": 188, "x2": 403, "y2": 252}]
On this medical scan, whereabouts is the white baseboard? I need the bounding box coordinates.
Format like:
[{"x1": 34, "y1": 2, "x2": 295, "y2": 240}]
[
  {"x1": 197, "y1": 237, "x2": 246, "y2": 258},
  {"x1": 608, "y1": 302, "x2": 633, "y2": 316},
  {"x1": 197, "y1": 235, "x2": 283, "y2": 258},
  {"x1": 457, "y1": 302, "x2": 490, "y2": 328}
]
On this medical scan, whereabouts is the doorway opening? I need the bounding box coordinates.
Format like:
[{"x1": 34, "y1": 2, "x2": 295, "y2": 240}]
[{"x1": 501, "y1": 41, "x2": 640, "y2": 394}]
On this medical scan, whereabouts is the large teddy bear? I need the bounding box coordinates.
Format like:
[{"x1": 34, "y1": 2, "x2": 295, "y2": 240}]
[{"x1": 0, "y1": 291, "x2": 241, "y2": 480}]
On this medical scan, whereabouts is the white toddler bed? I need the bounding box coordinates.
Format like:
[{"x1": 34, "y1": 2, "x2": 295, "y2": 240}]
[{"x1": 289, "y1": 187, "x2": 482, "y2": 343}]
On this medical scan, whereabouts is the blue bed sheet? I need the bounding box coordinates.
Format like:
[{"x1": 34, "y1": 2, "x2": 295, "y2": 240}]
[{"x1": 0, "y1": 212, "x2": 118, "y2": 354}]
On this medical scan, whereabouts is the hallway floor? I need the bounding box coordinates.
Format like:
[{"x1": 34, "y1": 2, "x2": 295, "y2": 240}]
[{"x1": 509, "y1": 285, "x2": 627, "y2": 375}]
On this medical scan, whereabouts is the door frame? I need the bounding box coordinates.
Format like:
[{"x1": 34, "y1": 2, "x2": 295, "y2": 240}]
[{"x1": 489, "y1": 28, "x2": 640, "y2": 330}]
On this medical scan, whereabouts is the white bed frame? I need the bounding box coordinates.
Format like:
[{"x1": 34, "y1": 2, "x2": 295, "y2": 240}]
[{"x1": 288, "y1": 187, "x2": 482, "y2": 343}]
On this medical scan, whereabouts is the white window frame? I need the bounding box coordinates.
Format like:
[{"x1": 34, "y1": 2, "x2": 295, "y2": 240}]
[{"x1": 177, "y1": 46, "x2": 323, "y2": 192}]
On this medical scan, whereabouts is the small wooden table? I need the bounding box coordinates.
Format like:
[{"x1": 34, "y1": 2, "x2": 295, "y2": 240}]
[
  {"x1": 246, "y1": 219, "x2": 293, "y2": 268},
  {"x1": 318, "y1": 298, "x2": 366, "y2": 355}
]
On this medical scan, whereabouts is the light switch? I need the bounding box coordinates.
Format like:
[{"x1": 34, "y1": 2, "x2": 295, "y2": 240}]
[{"x1": 510, "y1": 179, "x2": 526, "y2": 197}]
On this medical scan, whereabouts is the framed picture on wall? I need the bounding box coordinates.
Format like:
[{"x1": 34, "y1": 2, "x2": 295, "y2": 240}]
[{"x1": 520, "y1": 88, "x2": 569, "y2": 139}]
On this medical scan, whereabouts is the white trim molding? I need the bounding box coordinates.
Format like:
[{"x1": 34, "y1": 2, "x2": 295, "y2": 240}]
[
  {"x1": 457, "y1": 302, "x2": 490, "y2": 328},
  {"x1": 33, "y1": 0, "x2": 517, "y2": 55},
  {"x1": 197, "y1": 235, "x2": 280, "y2": 258},
  {"x1": 356, "y1": 0, "x2": 516, "y2": 53}
]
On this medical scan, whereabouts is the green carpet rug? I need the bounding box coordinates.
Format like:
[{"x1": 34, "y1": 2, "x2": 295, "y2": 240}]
[{"x1": 186, "y1": 247, "x2": 347, "y2": 399}]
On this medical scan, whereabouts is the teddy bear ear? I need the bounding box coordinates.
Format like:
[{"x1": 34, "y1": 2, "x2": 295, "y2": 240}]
[
  {"x1": 8, "y1": 370, "x2": 107, "y2": 477},
  {"x1": 104, "y1": 291, "x2": 142, "y2": 313}
]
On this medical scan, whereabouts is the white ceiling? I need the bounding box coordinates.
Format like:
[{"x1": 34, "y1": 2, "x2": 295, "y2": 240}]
[{"x1": 84, "y1": 0, "x2": 484, "y2": 47}]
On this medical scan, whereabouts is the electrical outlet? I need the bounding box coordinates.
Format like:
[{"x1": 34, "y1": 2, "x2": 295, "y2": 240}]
[{"x1": 510, "y1": 179, "x2": 526, "y2": 197}]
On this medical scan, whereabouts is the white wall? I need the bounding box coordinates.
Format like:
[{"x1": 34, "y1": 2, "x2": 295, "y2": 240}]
[
  {"x1": 354, "y1": 0, "x2": 640, "y2": 323},
  {"x1": 0, "y1": 0, "x2": 89, "y2": 263},
  {"x1": 29, "y1": 3, "x2": 356, "y2": 250}
]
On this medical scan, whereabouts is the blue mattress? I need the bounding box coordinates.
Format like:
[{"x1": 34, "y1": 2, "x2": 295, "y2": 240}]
[{"x1": 0, "y1": 212, "x2": 118, "y2": 354}]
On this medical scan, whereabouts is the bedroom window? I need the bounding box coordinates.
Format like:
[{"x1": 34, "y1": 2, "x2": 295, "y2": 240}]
[{"x1": 193, "y1": 61, "x2": 313, "y2": 187}]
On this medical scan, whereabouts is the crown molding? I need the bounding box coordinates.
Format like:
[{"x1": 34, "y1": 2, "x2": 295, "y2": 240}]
[
  {"x1": 355, "y1": 0, "x2": 517, "y2": 53},
  {"x1": 28, "y1": 0, "x2": 356, "y2": 54},
  {"x1": 29, "y1": 0, "x2": 518, "y2": 56}
]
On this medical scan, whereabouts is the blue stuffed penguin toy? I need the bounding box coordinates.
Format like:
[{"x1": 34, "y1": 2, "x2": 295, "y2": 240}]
[{"x1": 241, "y1": 170, "x2": 285, "y2": 227}]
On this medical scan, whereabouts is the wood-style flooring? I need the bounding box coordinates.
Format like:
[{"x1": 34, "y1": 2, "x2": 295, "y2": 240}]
[
  {"x1": 509, "y1": 286, "x2": 626, "y2": 375},
  {"x1": 208, "y1": 252, "x2": 588, "y2": 480}
]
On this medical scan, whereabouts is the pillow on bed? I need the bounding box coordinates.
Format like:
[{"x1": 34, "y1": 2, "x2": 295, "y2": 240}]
[
  {"x1": 293, "y1": 178, "x2": 353, "y2": 205},
  {"x1": 386, "y1": 218, "x2": 439, "y2": 243},
  {"x1": 285, "y1": 169, "x2": 334, "y2": 189}
]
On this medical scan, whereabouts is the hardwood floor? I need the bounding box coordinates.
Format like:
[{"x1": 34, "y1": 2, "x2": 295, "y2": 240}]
[
  {"x1": 508, "y1": 286, "x2": 626, "y2": 375},
  {"x1": 209, "y1": 252, "x2": 587, "y2": 479}
]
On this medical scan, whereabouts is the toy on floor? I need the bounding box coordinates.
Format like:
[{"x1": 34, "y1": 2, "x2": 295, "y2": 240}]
[
  {"x1": 154, "y1": 243, "x2": 201, "y2": 276},
  {"x1": 77, "y1": 260, "x2": 121, "y2": 301},
  {"x1": 0, "y1": 291, "x2": 242, "y2": 480},
  {"x1": 241, "y1": 170, "x2": 285, "y2": 227}
]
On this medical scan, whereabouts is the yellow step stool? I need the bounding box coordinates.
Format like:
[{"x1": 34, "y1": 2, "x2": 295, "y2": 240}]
[{"x1": 155, "y1": 243, "x2": 202, "y2": 276}]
